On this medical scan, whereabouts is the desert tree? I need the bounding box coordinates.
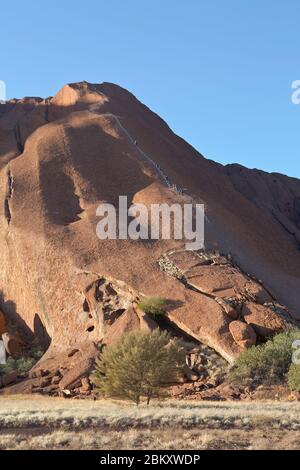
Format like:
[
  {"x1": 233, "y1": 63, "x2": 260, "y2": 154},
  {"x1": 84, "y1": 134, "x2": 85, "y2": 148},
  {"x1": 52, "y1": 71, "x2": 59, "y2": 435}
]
[{"x1": 90, "y1": 329, "x2": 186, "y2": 405}]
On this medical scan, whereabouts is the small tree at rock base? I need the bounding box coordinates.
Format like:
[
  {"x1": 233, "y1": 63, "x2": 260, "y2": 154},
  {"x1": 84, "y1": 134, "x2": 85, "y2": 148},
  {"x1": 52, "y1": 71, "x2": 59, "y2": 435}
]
[
  {"x1": 229, "y1": 328, "x2": 300, "y2": 387},
  {"x1": 90, "y1": 329, "x2": 186, "y2": 405}
]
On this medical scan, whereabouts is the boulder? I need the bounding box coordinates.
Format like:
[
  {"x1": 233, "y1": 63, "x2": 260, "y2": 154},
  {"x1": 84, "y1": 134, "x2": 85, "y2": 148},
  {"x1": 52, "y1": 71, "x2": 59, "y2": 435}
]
[
  {"x1": 167, "y1": 289, "x2": 242, "y2": 363},
  {"x1": 218, "y1": 299, "x2": 238, "y2": 319},
  {"x1": 80, "y1": 376, "x2": 91, "y2": 391},
  {"x1": 229, "y1": 320, "x2": 256, "y2": 349},
  {"x1": 30, "y1": 342, "x2": 98, "y2": 377},
  {"x1": 103, "y1": 307, "x2": 147, "y2": 345},
  {"x1": 183, "y1": 364, "x2": 199, "y2": 382},
  {"x1": 185, "y1": 265, "x2": 245, "y2": 299},
  {"x1": 244, "y1": 282, "x2": 272, "y2": 304},
  {"x1": 58, "y1": 357, "x2": 94, "y2": 390},
  {"x1": 0, "y1": 371, "x2": 18, "y2": 388},
  {"x1": 216, "y1": 383, "x2": 242, "y2": 400},
  {"x1": 242, "y1": 302, "x2": 285, "y2": 338},
  {"x1": 135, "y1": 307, "x2": 158, "y2": 331},
  {"x1": 184, "y1": 264, "x2": 271, "y2": 304},
  {"x1": 29, "y1": 368, "x2": 50, "y2": 379},
  {"x1": 51, "y1": 375, "x2": 61, "y2": 385}
]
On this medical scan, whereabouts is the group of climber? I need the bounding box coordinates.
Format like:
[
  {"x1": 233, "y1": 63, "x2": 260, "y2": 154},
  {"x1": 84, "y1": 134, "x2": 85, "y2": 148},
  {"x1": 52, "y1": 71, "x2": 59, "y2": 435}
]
[{"x1": 133, "y1": 137, "x2": 186, "y2": 196}]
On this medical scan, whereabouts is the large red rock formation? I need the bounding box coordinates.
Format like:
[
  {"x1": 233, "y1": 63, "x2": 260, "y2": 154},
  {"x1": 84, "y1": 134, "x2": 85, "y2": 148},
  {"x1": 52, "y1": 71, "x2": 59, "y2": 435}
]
[{"x1": 0, "y1": 81, "x2": 299, "y2": 368}]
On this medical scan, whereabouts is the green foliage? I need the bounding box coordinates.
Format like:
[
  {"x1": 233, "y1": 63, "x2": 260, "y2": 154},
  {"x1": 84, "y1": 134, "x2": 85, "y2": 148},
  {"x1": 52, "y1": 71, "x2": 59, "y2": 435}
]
[
  {"x1": 29, "y1": 346, "x2": 44, "y2": 361},
  {"x1": 138, "y1": 297, "x2": 167, "y2": 318},
  {"x1": 0, "y1": 357, "x2": 36, "y2": 376},
  {"x1": 90, "y1": 329, "x2": 186, "y2": 405},
  {"x1": 230, "y1": 328, "x2": 300, "y2": 386},
  {"x1": 287, "y1": 364, "x2": 300, "y2": 392},
  {"x1": 0, "y1": 347, "x2": 44, "y2": 376}
]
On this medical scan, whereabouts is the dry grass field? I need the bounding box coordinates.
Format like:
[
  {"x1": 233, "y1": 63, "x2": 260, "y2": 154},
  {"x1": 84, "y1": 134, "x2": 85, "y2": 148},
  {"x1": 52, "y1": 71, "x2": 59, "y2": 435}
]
[{"x1": 1, "y1": 395, "x2": 300, "y2": 450}]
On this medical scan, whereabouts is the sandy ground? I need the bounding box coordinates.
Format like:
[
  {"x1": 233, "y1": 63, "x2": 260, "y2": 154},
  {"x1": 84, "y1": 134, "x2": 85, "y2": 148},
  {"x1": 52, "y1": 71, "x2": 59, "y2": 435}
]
[{"x1": 0, "y1": 395, "x2": 300, "y2": 449}]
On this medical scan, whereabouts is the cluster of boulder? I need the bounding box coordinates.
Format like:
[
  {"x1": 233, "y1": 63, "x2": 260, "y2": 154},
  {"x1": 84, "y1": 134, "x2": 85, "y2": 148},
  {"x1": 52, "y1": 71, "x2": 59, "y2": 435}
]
[
  {"x1": 0, "y1": 278, "x2": 160, "y2": 396},
  {"x1": 0, "y1": 251, "x2": 294, "y2": 397},
  {"x1": 229, "y1": 302, "x2": 286, "y2": 349},
  {"x1": 160, "y1": 250, "x2": 289, "y2": 362},
  {"x1": 0, "y1": 342, "x2": 97, "y2": 397}
]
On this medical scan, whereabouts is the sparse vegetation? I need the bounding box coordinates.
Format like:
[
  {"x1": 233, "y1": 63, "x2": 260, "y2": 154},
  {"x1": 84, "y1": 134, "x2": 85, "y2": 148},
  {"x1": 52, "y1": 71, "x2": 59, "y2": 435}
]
[
  {"x1": 287, "y1": 364, "x2": 300, "y2": 392},
  {"x1": 230, "y1": 328, "x2": 300, "y2": 389},
  {"x1": 138, "y1": 297, "x2": 167, "y2": 318},
  {"x1": 90, "y1": 329, "x2": 186, "y2": 404},
  {"x1": 1, "y1": 397, "x2": 300, "y2": 449},
  {"x1": 0, "y1": 347, "x2": 44, "y2": 376}
]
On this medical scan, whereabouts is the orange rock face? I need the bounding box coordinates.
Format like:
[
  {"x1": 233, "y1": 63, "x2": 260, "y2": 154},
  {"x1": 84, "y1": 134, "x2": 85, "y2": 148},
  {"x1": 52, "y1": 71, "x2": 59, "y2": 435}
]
[
  {"x1": 167, "y1": 289, "x2": 244, "y2": 363},
  {"x1": 242, "y1": 302, "x2": 285, "y2": 338},
  {"x1": 229, "y1": 320, "x2": 257, "y2": 349},
  {"x1": 0, "y1": 81, "x2": 298, "y2": 366}
]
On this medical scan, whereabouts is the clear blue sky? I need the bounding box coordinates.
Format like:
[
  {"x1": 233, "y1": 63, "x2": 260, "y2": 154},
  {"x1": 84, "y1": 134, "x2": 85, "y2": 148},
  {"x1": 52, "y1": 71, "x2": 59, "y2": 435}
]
[{"x1": 1, "y1": 0, "x2": 299, "y2": 177}]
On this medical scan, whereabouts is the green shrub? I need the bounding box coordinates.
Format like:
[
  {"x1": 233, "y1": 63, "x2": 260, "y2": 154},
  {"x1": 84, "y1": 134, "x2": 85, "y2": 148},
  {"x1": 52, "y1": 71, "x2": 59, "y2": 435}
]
[
  {"x1": 0, "y1": 356, "x2": 36, "y2": 376},
  {"x1": 138, "y1": 297, "x2": 167, "y2": 317},
  {"x1": 90, "y1": 329, "x2": 186, "y2": 405},
  {"x1": 0, "y1": 346, "x2": 44, "y2": 376},
  {"x1": 287, "y1": 364, "x2": 300, "y2": 392},
  {"x1": 29, "y1": 346, "x2": 44, "y2": 361},
  {"x1": 230, "y1": 328, "x2": 300, "y2": 386}
]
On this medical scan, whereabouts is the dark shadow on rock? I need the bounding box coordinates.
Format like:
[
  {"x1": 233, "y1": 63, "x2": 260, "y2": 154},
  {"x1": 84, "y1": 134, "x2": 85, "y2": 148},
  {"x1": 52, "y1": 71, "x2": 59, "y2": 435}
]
[
  {"x1": 33, "y1": 313, "x2": 51, "y2": 349},
  {"x1": 165, "y1": 299, "x2": 184, "y2": 311},
  {"x1": 0, "y1": 291, "x2": 34, "y2": 343},
  {"x1": 0, "y1": 291, "x2": 51, "y2": 349}
]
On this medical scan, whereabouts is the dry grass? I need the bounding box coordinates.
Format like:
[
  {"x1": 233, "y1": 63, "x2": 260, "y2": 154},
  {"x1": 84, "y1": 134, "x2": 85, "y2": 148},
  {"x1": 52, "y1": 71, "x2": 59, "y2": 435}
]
[
  {"x1": 2, "y1": 427, "x2": 300, "y2": 450},
  {"x1": 1, "y1": 395, "x2": 300, "y2": 449}
]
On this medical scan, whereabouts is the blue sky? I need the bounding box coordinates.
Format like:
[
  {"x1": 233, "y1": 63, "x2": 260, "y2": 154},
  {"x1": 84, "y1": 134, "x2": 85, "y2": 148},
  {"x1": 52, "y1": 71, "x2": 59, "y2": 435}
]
[{"x1": 1, "y1": 0, "x2": 299, "y2": 177}]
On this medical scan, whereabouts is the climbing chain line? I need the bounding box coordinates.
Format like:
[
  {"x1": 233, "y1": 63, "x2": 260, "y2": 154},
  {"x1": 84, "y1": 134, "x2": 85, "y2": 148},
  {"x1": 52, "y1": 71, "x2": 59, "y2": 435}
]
[{"x1": 115, "y1": 116, "x2": 187, "y2": 196}]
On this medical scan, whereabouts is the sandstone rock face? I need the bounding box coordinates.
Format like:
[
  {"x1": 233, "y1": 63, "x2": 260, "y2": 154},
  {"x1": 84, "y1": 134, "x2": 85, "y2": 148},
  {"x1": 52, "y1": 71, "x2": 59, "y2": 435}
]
[
  {"x1": 0, "y1": 371, "x2": 18, "y2": 388},
  {"x1": 226, "y1": 165, "x2": 300, "y2": 254},
  {"x1": 103, "y1": 306, "x2": 155, "y2": 345},
  {"x1": 229, "y1": 320, "x2": 257, "y2": 349},
  {"x1": 0, "y1": 310, "x2": 6, "y2": 335},
  {"x1": 0, "y1": 81, "x2": 298, "y2": 370},
  {"x1": 185, "y1": 264, "x2": 270, "y2": 302},
  {"x1": 167, "y1": 289, "x2": 243, "y2": 364},
  {"x1": 242, "y1": 302, "x2": 285, "y2": 338}
]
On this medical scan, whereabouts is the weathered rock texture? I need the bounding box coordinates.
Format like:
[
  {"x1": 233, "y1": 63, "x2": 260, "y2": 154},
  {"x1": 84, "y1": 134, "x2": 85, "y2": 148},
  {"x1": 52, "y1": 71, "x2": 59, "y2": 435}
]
[
  {"x1": 0, "y1": 81, "x2": 299, "y2": 370},
  {"x1": 229, "y1": 321, "x2": 257, "y2": 349},
  {"x1": 242, "y1": 302, "x2": 285, "y2": 338}
]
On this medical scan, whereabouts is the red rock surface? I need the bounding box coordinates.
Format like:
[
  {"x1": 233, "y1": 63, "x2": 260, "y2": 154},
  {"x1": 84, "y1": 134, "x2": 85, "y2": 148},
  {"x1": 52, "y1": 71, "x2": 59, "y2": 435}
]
[
  {"x1": 104, "y1": 307, "x2": 147, "y2": 345},
  {"x1": 0, "y1": 81, "x2": 298, "y2": 373},
  {"x1": 242, "y1": 302, "x2": 285, "y2": 338},
  {"x1": 229, "y1": 320, "x2": 257, "y2": 349},
  {"x1": 167, "y1": 289, "x2": 243, "y2": 363}
]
